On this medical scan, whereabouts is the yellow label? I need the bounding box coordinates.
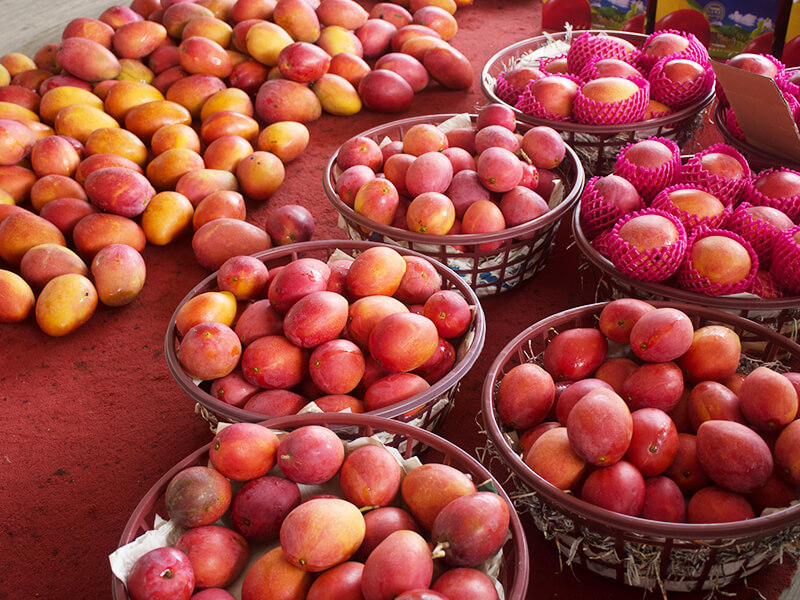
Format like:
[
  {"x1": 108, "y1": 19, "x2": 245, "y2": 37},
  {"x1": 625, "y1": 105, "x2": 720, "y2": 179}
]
[
  {"x1": 787, "y1": 0, "x2": 800, "y2": 42},
  {"x1": 655, "y1": 0, "x2": 703, "y2": 21}
]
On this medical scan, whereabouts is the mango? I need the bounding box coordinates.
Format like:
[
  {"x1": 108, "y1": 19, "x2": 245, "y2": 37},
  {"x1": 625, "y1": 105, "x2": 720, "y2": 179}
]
[
  {"x1": 35, "y1": 273, "x2": 98, "y2": 337},
  {"x1": 179, "y1": 36, "x2": 233, "y2": 78},
  {"x1": 0, "y1": 101, "x2": 40, "y2": 122},
  {"x1": 72, "y1": 212, "x2": 147, "y2": 260},
  {"x1": 145, "y1": 147, "x2": 205, "y2": 191},
  {"x1": 84, "y1": 127, "x2": 147, "y2": 167},
  {"x1": 103, "y1": 80, "x2": 164, "y2": 122},
  {"x1": 61, "y1": 17, "x2": 114, "y2": 48},
  {"x1": 19, "y1": 243, "x2": 89, "y2": 291},
  {"x1": 112, "y1": 20, "x2": 168, "y2": 59},
  {"x1": 696, "y1": 419, "x2": 773, "y2": 494},
  {"x1": 311, "y1": 73, "x2": 362, "y2": 116},
  {"x1": 39, "y1": 86, "x2": 104, "y2": 124},
  {"x1": 192, "y1": 217, "x2": 272, "y2": 270},
  {"x1": 91, "y1": 243, "x2": 147, "y2": 306},
  {"x1": 0, "y1": 269, "x2": 35, "y2": 323},
  {"x1": 256, "y1": 121, "x2": 309, "y2": 162},
  {"x1": 116, "y1": 58, "x2": 155, "y2": 83},
  {"x1": 0, "y1": 211, "x2": 66, "y2": 266},
  {"x1": 30, "y1": 174, "x2": 87, "y2": 213},
  {"x1": 246, "y1": 21, "x2": 294, "y2": 66},
  {"x1": 141, "y1": 191, "x2": 195, "y2": 245},
  {"x1": 273, "y1": 0, "x2": 321, "y2": 42},
  {"x1": 0, "y1": 119, "x2": 35, "y2": 166},
  {"x1": 54, "y1": 104, "x2": 120, "y2": 145},
  {"x1": 57, "y1": 37, "x2": 122, "y2": 82},
  {"x1": 175, "y1": 290, "x2": 238, "y2": 337},
  {"x1": 175, "y1": 168, "x2": 240, "y2": 206},
  {"x1": 84, "y1": 166, "x2": 156, "y2": 217},
  {"x1": 125, "y1": 99, "x2": 192, "y2": 143},
  {"x1": 254, "y1": 79, "x2": 322, "y2": 123}
]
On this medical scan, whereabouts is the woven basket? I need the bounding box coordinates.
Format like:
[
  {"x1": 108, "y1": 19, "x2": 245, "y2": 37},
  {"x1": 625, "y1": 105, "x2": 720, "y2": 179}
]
[
  {"x1": 165, "y1": 240, "x2": 486, "y2": 433},
  {"x1": 571, "y1": 207, "x2": 800, "y2": 343},
  {"x1": 481, "y1": 301, "x2": 800, "y2": 594},
  {"x1": 322, "y1": 114, "x2": 585, "y2": 297},
  {"x1": 111, "y1": 412, "x2": 530, "y2": 600},
  {"x1": 480, "y1": 30, "x2": 715, "y2": 175}
]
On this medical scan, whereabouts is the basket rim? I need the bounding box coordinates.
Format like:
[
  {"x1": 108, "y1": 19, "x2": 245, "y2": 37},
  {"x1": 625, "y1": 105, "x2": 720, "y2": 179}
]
[
  {"x1": 112, "y1": 412, "x2": 530, "y2": 600},
  {"x1": 481, "y1": 299, "x2": 800, "y2": 540},
  {"x1": 321, "y1": 113, "x2": 586, "y2": 246},
  {"x1": 479, "y1": 30, "x2": 716, "y2": 134},
  {"x1": 164, "y1": 239, "x2": 487, "y2": 424},
  {"x1": 712, "y1": 100, "x2": 800, "y2": 172},
  {"x1": 571, "y1": 200, "x2": 800, "y2": 309}
]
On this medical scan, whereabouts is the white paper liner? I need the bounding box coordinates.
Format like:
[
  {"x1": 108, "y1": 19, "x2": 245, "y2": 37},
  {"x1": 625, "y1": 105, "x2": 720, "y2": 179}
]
[{"x1": 110, "y1": 432, "x2": 508, "y2": 600}]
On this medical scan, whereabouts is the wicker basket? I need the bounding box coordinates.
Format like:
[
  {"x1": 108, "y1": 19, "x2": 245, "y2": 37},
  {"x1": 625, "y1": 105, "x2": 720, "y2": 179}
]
[
  {"x1": 322, "y1": 113, "x2": 585, "y2": 297},
  {"x1": 110, "y1": 412, "x2": 530, "y2": 600},
  {"x1": 712, "y1": 100, "x2": 800, "y2": 173},
  {"x1": 481, "y1": 300, "x2": 800, "y2": 594},
  {"x1": 572, "y1": 207, "x2": 800, "y2": 343},
  {"x1": 165, "y1": 240, "x2": 486, "y2": 433},
  {"x1": 480, "y1": 30, "x2": 715, "y2": 175}
]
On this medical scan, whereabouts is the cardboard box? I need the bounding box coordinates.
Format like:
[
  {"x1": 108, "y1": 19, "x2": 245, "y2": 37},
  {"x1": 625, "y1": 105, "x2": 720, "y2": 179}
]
[
  {"x1": 655, "y1": 0, "x2": 780, "y2": 60},
  {"x1": 711, "y1": 60, "x2": 800, "y2": 163},
  {"x1": 589, "y1": 0, "x2": 647, "y2": 32}
]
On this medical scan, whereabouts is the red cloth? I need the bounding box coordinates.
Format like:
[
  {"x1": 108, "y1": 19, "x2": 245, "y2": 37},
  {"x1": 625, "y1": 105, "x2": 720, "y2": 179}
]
[{"x1": 2, "y1": 1, "x2": 796, "y2": 599}]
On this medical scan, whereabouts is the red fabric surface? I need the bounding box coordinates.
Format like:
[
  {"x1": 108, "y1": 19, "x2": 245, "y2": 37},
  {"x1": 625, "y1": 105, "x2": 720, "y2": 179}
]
[{"x1": 2, "y1": 1, "x2": 797, "y2": 599}]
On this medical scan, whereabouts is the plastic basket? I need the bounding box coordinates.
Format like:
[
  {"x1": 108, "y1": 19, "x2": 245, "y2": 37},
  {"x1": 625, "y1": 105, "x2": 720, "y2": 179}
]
[
  {"x1": 111, "y1": 412, "x2": 530, "y2": 600},
  {"x1": 481, "y1": 300, "x2": 800, "y2": 594},
  {"x1": 480, "y1": 30, "x2": 715, "y2": 175},
  {"x1": 571, "y1": 207, "x2": 800, "y2": 343},
  {"x1": 322, "y1": 113, "x2": 585, "y2": 297},
  {"x1": 165, "y1": 240, "x2": 485, "y2": 432}
]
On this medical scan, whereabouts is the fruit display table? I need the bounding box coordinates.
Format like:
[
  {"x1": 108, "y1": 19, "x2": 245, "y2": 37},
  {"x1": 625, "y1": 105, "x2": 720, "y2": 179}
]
[{"x1": 2, "y1": 1, "x2": 799, "y2": 599}]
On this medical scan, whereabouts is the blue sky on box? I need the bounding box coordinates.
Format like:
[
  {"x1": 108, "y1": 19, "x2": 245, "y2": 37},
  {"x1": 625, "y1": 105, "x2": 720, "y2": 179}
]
[{"x1": 594, "y1": 0, "x2": 777, "y2": 32}]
